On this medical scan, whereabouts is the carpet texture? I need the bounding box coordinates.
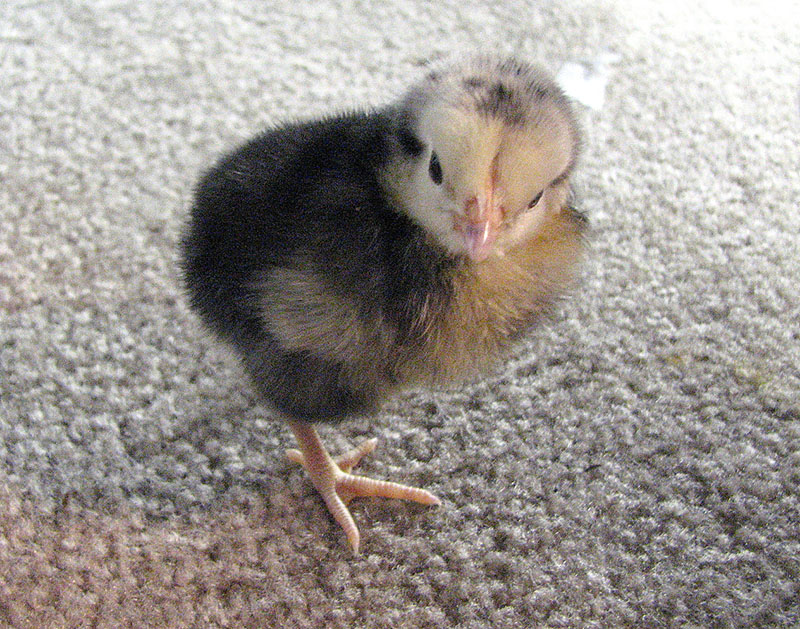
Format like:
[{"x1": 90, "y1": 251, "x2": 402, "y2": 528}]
[{"x1": 2, "y1": 0, "x2": 798, "y2": 627}]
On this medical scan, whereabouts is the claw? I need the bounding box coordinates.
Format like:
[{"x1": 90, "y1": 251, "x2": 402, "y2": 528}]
[{"x1": 287, "y1": 422, "x2": 440, "y2": 553}]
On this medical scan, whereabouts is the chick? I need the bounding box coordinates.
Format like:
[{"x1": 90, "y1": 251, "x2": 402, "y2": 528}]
[{"x1": 181, "y1": 56, "x2": 585, "y2": 553}]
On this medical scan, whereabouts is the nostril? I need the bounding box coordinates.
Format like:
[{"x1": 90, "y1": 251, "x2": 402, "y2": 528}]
[{"x1": 464, "y1": 196, "x2": 483, "y2": 222}]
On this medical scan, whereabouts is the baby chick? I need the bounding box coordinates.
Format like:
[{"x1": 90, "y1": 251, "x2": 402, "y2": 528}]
[{"x1": 181, "y1": 56, "x2": 585, "y2": 553}]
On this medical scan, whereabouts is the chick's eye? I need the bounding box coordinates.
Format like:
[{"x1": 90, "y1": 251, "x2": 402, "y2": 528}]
[
  {"x1": 428, "y1": 151, "x2": 443, "y2": 185},
  {"x1": 527, "y1": 190, "x2": 543, "y2": 209}
]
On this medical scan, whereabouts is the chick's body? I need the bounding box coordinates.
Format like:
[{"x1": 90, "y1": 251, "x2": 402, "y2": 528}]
[
  {"x1": 182, "y1": 57, "x2": 585, "y2": 552},
  {"x1": 185, "y1": 113, "x2": 448, "y2": 421}
]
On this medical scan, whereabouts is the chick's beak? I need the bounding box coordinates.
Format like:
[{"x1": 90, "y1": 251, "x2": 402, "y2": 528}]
[{"x1": 460, "y1": 186, "x2": 503, "y2": 262}]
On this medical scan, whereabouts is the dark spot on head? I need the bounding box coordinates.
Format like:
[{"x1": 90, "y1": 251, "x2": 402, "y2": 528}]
[
  {"x1": 396, "y1": 111, "x2": 424, "y2": 157},
  {"x1": 473, "y1": 80, "x2": 526, "y2": 125},
  {"x1": 490, "y1": 82, "x2": 511, "y2": 103},
  {"x1": 500, "y1": 58, "x2": 529, "y2": 77},
  {"x1": 463, "y1": 76, "x2": 488, "y2": 91},
  {"x1": 527, "y1": 83, "x2": 550, "y2": 102},
  {"x1": 398, "y1": 127, "x2": 424, "y2": 157}
]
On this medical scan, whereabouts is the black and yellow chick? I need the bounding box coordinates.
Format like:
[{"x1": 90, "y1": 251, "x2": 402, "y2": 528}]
[{"x1": 181, "y1": 56, "x2": 585, "y2": 553}]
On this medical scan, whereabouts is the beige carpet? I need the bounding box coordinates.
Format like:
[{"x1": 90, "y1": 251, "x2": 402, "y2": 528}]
[{"x1": 2, "y1": 0, "x2": 798, "y2": 626}]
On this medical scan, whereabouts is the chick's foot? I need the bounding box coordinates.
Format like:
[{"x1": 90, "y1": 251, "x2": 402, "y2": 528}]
[{"x1": 286, "y1": 421, "x2": 441, "y2": 553}]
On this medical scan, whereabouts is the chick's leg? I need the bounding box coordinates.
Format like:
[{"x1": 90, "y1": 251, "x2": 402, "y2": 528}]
[{"x1": 286, "y1": 421, "x2": 440, "y2": 553}]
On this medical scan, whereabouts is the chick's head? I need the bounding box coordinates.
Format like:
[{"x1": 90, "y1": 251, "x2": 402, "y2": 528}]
[{"x1": 393, "y1": 57, "x2": 580, "y2": 262}]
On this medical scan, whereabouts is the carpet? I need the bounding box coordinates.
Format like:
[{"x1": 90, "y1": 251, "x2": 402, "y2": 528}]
[{"x1": 1, "y1": 0, "x2": 798, "y2": 626}]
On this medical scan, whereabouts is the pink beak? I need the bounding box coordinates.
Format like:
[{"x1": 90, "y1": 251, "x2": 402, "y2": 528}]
[{"x1": 461, "y1": 186, "x2": 503, "y2": 262}]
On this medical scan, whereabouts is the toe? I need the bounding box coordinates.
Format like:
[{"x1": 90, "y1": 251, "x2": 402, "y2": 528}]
[
  {"x1": 335, "y1": 438, "x2": 378, "y2": 473},
  {"x1": 319, "y1": 488, "x2": 361, "y2": 554},
  {"x1": 338, "y1": 474, "x2": 441, "y2": 506}
]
